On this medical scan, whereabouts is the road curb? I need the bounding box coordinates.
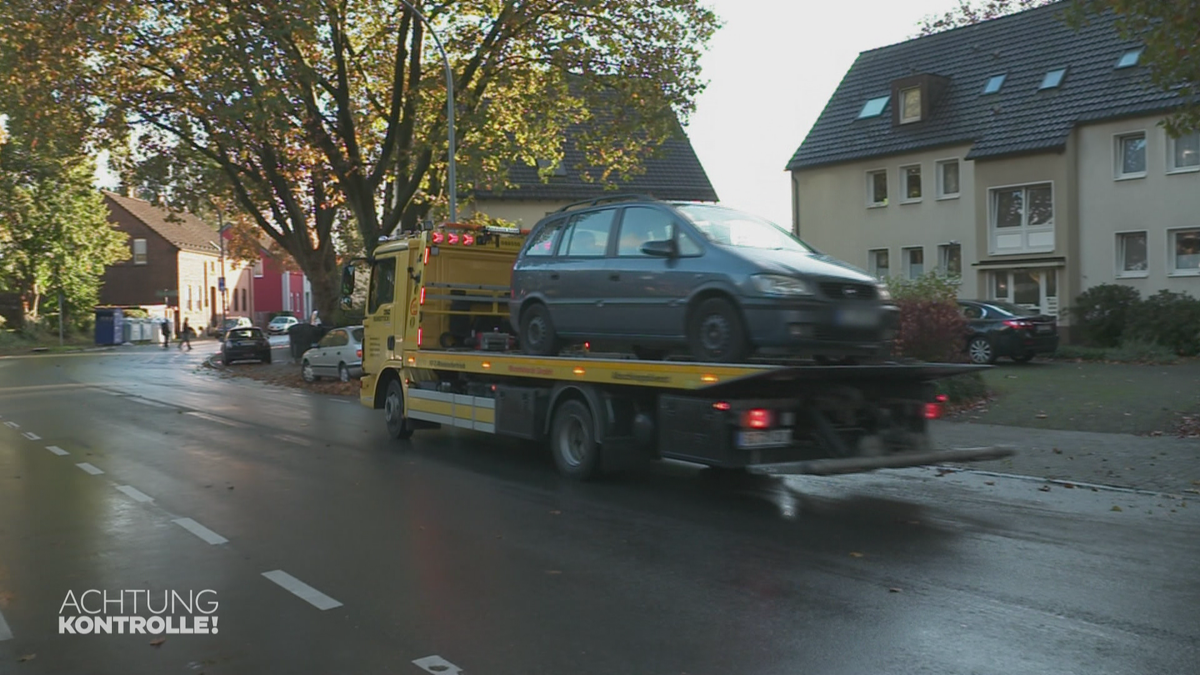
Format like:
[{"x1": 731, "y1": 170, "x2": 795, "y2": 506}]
[{"x1": 931, "y1": 465, "x2": 1190, "y2": 499}]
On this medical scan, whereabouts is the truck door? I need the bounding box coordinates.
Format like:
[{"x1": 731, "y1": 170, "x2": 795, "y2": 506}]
[{"x1": 363, "y1": 255, "x2": 400, "y2": 374}]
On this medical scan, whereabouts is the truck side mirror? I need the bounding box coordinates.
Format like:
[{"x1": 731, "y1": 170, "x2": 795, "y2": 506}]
[{"x1": 340, "y1": 265, "x2": 355, "y2": 309}]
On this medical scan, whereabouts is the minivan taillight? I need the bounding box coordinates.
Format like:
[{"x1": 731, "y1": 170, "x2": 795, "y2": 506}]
[{"x1": 356, "y1": 349, "x2": 362, "y2": 359}]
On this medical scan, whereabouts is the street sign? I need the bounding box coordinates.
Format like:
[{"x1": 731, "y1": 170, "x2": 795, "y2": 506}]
[
  {"x1": 155, "y1": 289, "x2": 179, "y2": 298},
  {"x1": 218, "y1": 277, "x2": 226, "y2": 292}
]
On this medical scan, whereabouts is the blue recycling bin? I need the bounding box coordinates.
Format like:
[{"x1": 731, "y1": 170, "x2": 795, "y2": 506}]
[{"x1": 94, "y1": 307, "x2": 125, "y2": 345}]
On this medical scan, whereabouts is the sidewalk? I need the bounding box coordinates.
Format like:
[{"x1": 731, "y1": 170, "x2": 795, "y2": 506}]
[{"x1": 932, "y1": 420, "x2": 1200, "y2": 494}]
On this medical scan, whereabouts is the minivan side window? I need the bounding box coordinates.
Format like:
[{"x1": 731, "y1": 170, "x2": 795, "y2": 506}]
[
  {"x1": 616, "y1": 206, "x2": 673, "y2": 257},
  {"x1": 677, "y1": 229, "x2": 704, "y2": 256},
  {"x1": 524, "y1": 219, "x2": 565, "y2": 257},
  {"x1": 561, "y1": 209, "x2": 616, "y2": 257}
]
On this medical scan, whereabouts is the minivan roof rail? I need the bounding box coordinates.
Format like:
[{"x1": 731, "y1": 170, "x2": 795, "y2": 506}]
[{"x1": 553, "y1": 194, "x2": 657, "y2": 213}]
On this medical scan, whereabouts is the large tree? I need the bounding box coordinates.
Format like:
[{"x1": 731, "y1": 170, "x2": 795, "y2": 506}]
[
  {"x1": 917, "y1": 0, "x2": 1199, "y2": 134},
  {"x1": 84, "y1": 0, "x2": 718, "y2": 319}
]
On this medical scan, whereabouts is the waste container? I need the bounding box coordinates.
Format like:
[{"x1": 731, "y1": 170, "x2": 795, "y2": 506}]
[
  {"x1": 288, "y1": 323, "x2": 318, "y2": 360},
  {"x1": 94, "y1": 308, "x2": 124, "y2": 345}
]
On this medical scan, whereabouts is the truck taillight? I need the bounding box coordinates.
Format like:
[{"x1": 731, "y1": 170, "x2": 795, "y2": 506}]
[
  {"x1": 419, "y1": 287, "x2": 426, "y2": 305},
  {"x1": 462, "y1": 234, "x2": 475, "y2": 246},
  {"x1": 417, "y1": 327, "x2": 423, "y2": 346},
  {"x1": 925, "y1": 394, "x2": 949, "y2": 419},
  {"x1": 431, "y1": 232, "x2": 444, "y2": 244},
  {"x1": 423, "y1": 248, "x2": 430, "y2": 264},
  {"x1": 742, "y1": 409, "x2": 772, "y2": 429},
  {"x1": 448, "y1": 233, "x2": 459, "y2": 245}
]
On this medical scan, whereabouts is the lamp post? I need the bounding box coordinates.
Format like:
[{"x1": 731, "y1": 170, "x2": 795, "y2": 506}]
[{"x1": 395, "y1": 0, "x2": 457, "y2": 223}]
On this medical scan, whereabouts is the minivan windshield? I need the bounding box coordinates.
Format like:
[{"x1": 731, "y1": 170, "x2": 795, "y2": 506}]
[{"x1": 675, "y1": 204, "x2": 813, "y2": 253}]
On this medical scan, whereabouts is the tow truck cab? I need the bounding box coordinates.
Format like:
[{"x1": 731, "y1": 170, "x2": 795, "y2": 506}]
[{"x1": 347, "y1": 221, "x2": 1012, "y2": 480}]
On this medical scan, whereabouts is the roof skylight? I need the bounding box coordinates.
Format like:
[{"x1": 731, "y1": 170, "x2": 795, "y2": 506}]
[
  {"x1": 858, "y1": 96, "x2": 889, "y2": 119},
  {"x1": 982, "y1": 74, "x2": 1006, "y2": 95},
  {"x1": 1039, "y1": 68, "x2": 1067, "y2": 90},
  {"x1": 1116, "y1": 49, "x2": 1142, "y2": 69}
]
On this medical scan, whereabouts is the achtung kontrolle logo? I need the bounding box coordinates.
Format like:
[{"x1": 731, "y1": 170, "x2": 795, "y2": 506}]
[{"x1": 58, "y1": 590, "x2": 219, "y2": 635}]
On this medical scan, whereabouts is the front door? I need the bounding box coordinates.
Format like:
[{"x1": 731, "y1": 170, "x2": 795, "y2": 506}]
[
  {"x1": 605, "y1": 205, "x2": 691, "y2": 339},
  {"x1": 991, "y1": 268, "x2": 1059, "y2": 316},
  {"x1": 363, "y1": 254, "x2": 399, "y2": 376},
  {"x1": 550, "y1": 209, "x2": 617, "y2": 337}
]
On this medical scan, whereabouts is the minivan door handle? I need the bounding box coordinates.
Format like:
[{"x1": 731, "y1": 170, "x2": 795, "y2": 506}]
[{"x1": 549, "y1": 273, "x2": 560, "y2": 281}]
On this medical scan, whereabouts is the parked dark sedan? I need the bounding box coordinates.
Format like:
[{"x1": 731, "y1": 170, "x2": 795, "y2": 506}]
[
  {"x1": 510, "y1": 196, "x2": 898, "y2": 363},
  {"x1": 959, "y1": 300, "x2": 1059, "y2": 364},
  {"x1": 222, "y1": 327, "x2": 272, "y2": 366}
]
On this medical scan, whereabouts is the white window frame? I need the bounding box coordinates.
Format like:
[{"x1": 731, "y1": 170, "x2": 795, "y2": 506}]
[
  {"x1": 132, "y1": 238, "x2": 147, "y2": 265},
  {"x1": 988, "y1": 181, "x2": 1056, "y2": 256},
  {"x1": 899, "y1": 87, "x2": 922, "y2": 124},
  {"x1": 1167, "y1": 227, "x2": 1200, "y2": 277},
  {"x1": 937, "y1": 242, "x2": 963, "y2": 282},
  {"x1": 252, "y1": 258, "x2": 264, "y2": 278},
  {"x1": 867, "y1": 248, "x2": 890, "y2": 279},
  {"x1": 1114, "y1": 131, "x2": 1148, "y2": 180},
  {"x1": 935, "y1": 159, "x2": 961, "y2": 200},
  {"x1": 1114, "y1": 230, "x2": 1149, "y2": 279},
  {"x1": 1167, "y1": 129, "x2": 1200, "y2": 174},
  {"x1": 902, "y1": 246, "x2": 924, "y2": 279},
  {"x1": 899, "y1": 164, "x2": 923, "y2": 204},
  {"x1": 866, "y1": 169, "x2": 888, "y2": 208}
]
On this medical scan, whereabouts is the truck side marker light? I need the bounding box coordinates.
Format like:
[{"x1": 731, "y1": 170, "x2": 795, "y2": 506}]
[
  {"x1": 418, "y1": 328, "x2": 423, "y2": 346},
  {"x1": 482, "y1": 362, "x2": 492, "y2": 369},
  {"x1": 462, "y1": 234, "x2": 475, "y2": 246},
  {"x1": 701, "y1": 374, "x2": 718, "y2": 383},
  {"x1": 407, "y1": 356, "x2": 416, "y2": 365},
  {"x1": 712, "y1": 401, "x2": 731, "y2": 411},
  {"x1": 448, "y1": 233, "x2": 459, "y2": 245},
  {"x1": 573, "y1": 367, "x2": 586, "y2": 376},
  {"x1": 423, "y1": 248, "x2": 430, "y2": 265},
  {"x1": 419, "y1": 287, "x2": 426, "y2": 305}
]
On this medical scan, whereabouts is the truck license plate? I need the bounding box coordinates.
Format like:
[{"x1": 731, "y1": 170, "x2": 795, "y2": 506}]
[
  {"x1": 737, "y1": 429, "x2": 793, "y2": 449},
  {"x1": 836, "y1": 307, "x2": 880, "y2": 328}
]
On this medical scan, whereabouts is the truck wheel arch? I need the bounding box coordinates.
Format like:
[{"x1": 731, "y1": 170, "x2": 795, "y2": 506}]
[
  {"x1": 545, "y1": 383, "x2": 605, "y2": 444},
  {"x1": 374, "y1": 367, "x2": 402, "y2": 410}
]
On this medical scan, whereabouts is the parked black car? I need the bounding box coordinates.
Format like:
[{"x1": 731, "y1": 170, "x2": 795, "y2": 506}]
[
  {"x1": 222, "y1": 327, "x2": 272, "y2": 366},
  {"x1": 510, "y1": 196, "x2": 898, "y2": 363},
  {"x1": 958, "y1": 300, "x2": 1059, "y2": 364}
]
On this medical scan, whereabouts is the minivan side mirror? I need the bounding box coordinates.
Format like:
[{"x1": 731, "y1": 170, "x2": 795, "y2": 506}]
[{"x1": 641, "y1": 239, "x2": 677, "y2": 258}]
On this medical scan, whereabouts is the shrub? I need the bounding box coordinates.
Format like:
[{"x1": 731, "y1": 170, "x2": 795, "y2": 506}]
[
  {"x1": 886, "y1": 273, "x2": 968, "y2": 363},
  {"x1": 1124, "y1": 290, "x2": 1200, "y2": 357},
  {"x1": 936, "y1": 372, "x2": 988, "y2": 404},
  {"x1": 1069, "y1": 284, "x2": 1142, "y2": 348}
]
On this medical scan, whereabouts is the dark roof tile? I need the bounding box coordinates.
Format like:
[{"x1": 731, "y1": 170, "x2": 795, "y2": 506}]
[{"x1": 104, "y1": 192, "x2": 220, "y2": 254}]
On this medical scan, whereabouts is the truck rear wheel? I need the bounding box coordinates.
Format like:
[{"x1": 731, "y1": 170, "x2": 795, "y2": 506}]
[
  {"x1": 550, "y1": 399, "x2": 601, "y2": 480},
  {"x1": 384, "y1": 379, "x2": 414, "y2": 440}
]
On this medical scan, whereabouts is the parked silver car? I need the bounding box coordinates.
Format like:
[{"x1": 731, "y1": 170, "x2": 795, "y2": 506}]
[{"x1": 301, "y1": 326, "x2": 364, "y2": 382}]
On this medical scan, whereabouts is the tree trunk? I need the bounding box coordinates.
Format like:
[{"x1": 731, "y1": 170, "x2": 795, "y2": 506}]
[{"x1": 292, "y1": 242, "x2": 341, "y2": 324}]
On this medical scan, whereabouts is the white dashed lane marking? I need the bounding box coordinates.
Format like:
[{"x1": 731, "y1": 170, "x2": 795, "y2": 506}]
[
  {"x1": 273, "y1": 434, "x2": 312, "y2": 446},
  {"x1": 131, "y1": 398, "x2": 172, "y2": 408},
  {"x1": 186, "y1": 412, "x2": 247, "y2": 428},
  {"x1": 116, "y1": 485, "x2": 154, "y2": 503},
  {"x1": 46, "y1": 445, "x2": 69, "y2": 456},
  {"x1": 173, "y1": 518, "x2": 228, "y2": 545},
  {"x1": 413, "y1": 655, "x2": 464, "y2": 674},
  {"x1": 261, "y1": 570, "x2": 343, "y2": 610},
  {"x1": 0, "y1": 607, "x2": 13, "y2": 641},
  {"x1": 76, "y1": 463, "x2": 104, "y2": 476},
  {"x1": 22, "y1": 431, "x2": 40, "y2": 440},
  {"x1": 3, "y1": 421, "x2": 18, "y2": 429}
]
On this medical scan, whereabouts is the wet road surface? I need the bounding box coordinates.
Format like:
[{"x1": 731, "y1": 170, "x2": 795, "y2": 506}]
[{"x1": 1, "y1": 347, "x2": 1197, "y2": 674}]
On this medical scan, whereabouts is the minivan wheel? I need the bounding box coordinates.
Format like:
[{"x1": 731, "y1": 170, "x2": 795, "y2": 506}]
[
  {"x1": 968, "y1": 336, "x2": 996, "y2": 364},
  {"x1": 302, "y1": 360, "x2": 318, "y2": 382},
  {"x1": 520, "y1": 303, "x2": 560, "y2": 356},
  {"x1": 688, "y1": 298, "x2": 749, "y2": 363}
]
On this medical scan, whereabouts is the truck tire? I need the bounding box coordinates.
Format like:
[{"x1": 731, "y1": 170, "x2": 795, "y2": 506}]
[
  {"x1": 520, "y1": 303, "x2": 560, "y2": 356},
  {"x1": 384, "y1": 379, "x2": 415, "y2": 440},
  {"x1": 550, "y1": 399, "x2": 601, "y2": 480},
  {"x1": 688, "y1": 297, "x2": 749, "y2": 363}
]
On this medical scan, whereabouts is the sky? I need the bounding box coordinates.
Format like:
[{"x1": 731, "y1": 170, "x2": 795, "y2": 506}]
[{"x1": 683, "y1": 0, "x2": 962, "y2": 227}]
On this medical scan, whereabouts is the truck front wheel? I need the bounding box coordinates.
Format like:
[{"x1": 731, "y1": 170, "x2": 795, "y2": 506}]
[
  {"x1": 384, "y1": 379, "x2": 415, "y2": 440},
  {"x1": 551, "y1": 399, "x2": 601, "y2": 480}
]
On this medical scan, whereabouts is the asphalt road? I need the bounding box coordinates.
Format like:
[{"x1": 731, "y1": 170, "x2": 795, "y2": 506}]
[{"x1": 1, "y1": 347, "x2": 1197, "y2": 675}]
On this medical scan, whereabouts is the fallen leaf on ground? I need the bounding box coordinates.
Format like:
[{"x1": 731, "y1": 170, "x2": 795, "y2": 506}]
[
  {"x1": 1038, "y1": 485, "x2": 1051, "y2": 492},
  {"x1": 150, "y1": 638, "x2": 166, "y2": 647},
  {"x1": 1035, "y1": 413, "x2": 1048, "y2": 419},
  {"x1": 1052, "y1": 448, "x2": 1062, "y2": 454},
  {"x1": 549, "y1": 510, "x2": 561, "y2": 515},
  {"x1": 849, "y1": 552, "x2": 864, "y2": 558},
  {"x1": 888, "y1": 587, "x2": 902, "y2": 593},
  {"x1": 18, "y1": 654, "x2": 36, "y2": 662},
  {"x1": 1111, "y1": 505, "x2": 1123, "y2": 512},
  {"x1": 1061, "y1": 483, "x2": 1075, "y2": 489},
  {"x1": 984, "y1": 481, "x2": 995, "y2": 486}
]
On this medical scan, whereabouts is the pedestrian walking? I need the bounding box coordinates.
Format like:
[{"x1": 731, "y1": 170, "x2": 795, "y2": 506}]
[
  {"x1": 179, "y1": 318, "x2": 193, "y2": 350},
  {"x1": 161, "y1": 319, "x2": 171, "y2": 349}
]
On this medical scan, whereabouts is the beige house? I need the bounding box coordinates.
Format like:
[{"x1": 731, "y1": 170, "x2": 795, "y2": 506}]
[{"x1": 786, "y1": 2, "x2": 1199, "y2": 339}]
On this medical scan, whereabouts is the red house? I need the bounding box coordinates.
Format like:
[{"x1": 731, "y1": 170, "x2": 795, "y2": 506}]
[{"x1": 245, "y1": 241, "x2": 311, "y2": 326}]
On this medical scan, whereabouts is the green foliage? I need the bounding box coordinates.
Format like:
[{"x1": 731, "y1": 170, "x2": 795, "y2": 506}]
[
  {"x1": 885, "y1": 273, "x2": 969, "y2": 363},
  {"x1": 1069, "y1": 283, "x2": 1142, "y2": 348},
  {"x1": 1054, "y1": 340, "x2": 1178, "y2": 364},
  {"x1": 936, "y1": 372, "x2": 989, "y2": 404},
  {"x1": 1125, "y1": 291, "x2": 1200, "y2": 357}
]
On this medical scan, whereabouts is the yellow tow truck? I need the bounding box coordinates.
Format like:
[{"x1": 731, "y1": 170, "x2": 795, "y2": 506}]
[{"x1": 344, "y1": 215, "x2": 1012, "y2": 480}]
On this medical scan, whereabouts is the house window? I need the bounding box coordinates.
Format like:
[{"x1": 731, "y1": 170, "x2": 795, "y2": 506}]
[
  {"x1": 900, "y1": 87, "x2": 921, "y2": 124},
  {"x1": 1116, "y1": 132, "x2": 1147, "y2": 178},
  {"x1": 868, "y1": 249, "x2": 890, "y2": 279},
  {"x1": 1039, "y1": 68, "x2": 1067, "y2": 90},
  {"x1": 990, "y1": 183, "x2": 1054, "y2": 254},
  {"x1": 982, "y1": 74, "x2": 1005, "y2": 95},
  {"x1": 242, "y1": 288, "x2": 248, "y2": 311},
  {"x1": 1168, "y1": 131, "x2": 1200, "y2": 173},
  {"x1": 936, "y1": 160, "x2": 960, "y2": 199},
  {"x1": 901, "y1": 165, "x2": 922, "y2": 202},
  {"x1": 1116, "y1": 232, "x2": 1148, "y2": 277},
  {"x1": 938, "y1": 243, "x2": 962, "y2": 278},
  {"x1": 253, "y1": 259, "x2": 264, "y2": 278},
  {"x1": 903, "y1": 247, "x2": 924, "y2": 279},
  {"x1": 1170, "y1": 229, "x2": 1200, "y2": 275},
  {"x1": 132, "y1": 238, "x2": 147, "y2": 265},
  {"x1": 232, "y1": 288, "x2": 239, "y2": 311},
  {"x1": 536, "y1": 158, "x2": 568, "y2": 177},
  {"x1": 858, "y1": 96, "x2": 889, "y2": 119},
  {"x1": 866, "y1": 170, "x2": 888, "y2": 207},
  {"x1": 1115, "y1": 49, "x2": 1142, "y2": 69}
]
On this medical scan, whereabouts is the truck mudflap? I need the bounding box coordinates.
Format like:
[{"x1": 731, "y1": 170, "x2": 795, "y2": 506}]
[{"x1": 745, "y1": 445, "x2": 1017, "y2": 476}]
